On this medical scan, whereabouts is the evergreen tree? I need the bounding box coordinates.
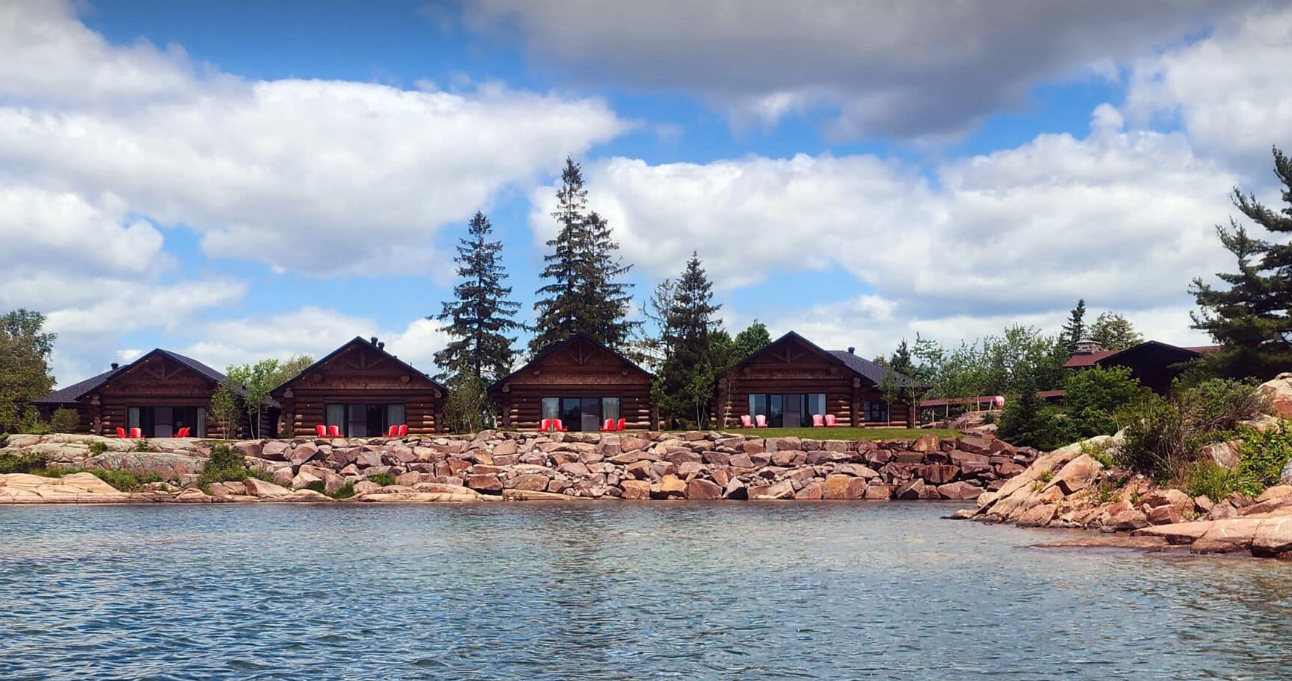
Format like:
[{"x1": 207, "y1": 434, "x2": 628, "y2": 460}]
[
  {"x1": 1191, "y1": 146, "x2": 1292, "y2": 379},
  {"x1": 435, "y1": 211, "x2": 522, "y2": 382},
  {"x1": 889, "y1": 339, "x2": 914, "y2": 376},
  {"x1": 639, "y1": 278, "x2": 677, "y2": 371},
  {"x1": 1060, "y1": 299, "x2": 1087, "y2": 353},
  {"x1": 1087, "y1": 312, "x2": 1143, "y2": 351},
  {"x1": 0, "y1": 309, "x2": 56, "y2": 433},
  {"x1": 530, "y1": 158, "x2": 637, "y2": 354},
  {"x1": 732, "y1": 321, "x2": 772, "y2": 359},
  {"x1": 657, "y1": 253, "x2": 722, "y2": 427}
]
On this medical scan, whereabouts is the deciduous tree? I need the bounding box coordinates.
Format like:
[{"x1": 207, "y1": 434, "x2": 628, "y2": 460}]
[{"x1": 0, "y1": 309, "x2": 56, "y2": 433}]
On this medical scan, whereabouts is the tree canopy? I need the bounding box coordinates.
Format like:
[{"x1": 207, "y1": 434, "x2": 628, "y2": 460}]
[
  {"x1": 434, "y1": 211, "x2": 523, "y2": 383},
  {"x1": 0, "y1": 309, "x2": 57, "y2": 433},
  {"x1": 1190, "y1": 145, "x2": 1292, "y2": 379}
]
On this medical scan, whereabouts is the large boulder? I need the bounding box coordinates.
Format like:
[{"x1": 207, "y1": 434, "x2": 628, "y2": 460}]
[
  {"x1": 685, "y1": 479, "x2": 722, "y2": 500},
  {"x1": 1045, "y1": 454, "x2": 1104, "y2": 496},
  {"x1": 86, "y1": 451, "x2": 206, "y2": 480},
  {"x1": 1251, "y1": 517, "x2": 1292, "y2": 557},
  {"x1": 1258, "y1": 372, "x2": 1292, "y2": 419}
]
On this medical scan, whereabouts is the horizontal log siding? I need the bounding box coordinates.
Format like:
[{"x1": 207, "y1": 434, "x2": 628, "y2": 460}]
[
  {"x1": 497, "y1": 383, "x2": 655, "y2": 431},
  {"x1": 281, "y1": 389, "x2": 441, "y2": 436}
]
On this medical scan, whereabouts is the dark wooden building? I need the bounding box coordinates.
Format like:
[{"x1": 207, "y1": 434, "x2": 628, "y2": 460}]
[
  {"x1": 1065, "y1": 340, "x2": 1219, "y2": 394},
  {"x1": 489, "y1": 334, "x2": 657, "y2": 431},
  {"x1": 272, "y1": 336, "x2": 447, "y2": 436},
  {"x1": 718, "y1": 331, "x2": 919, "y2": 428},
  {"x1": 32, "y1": 348, "x2": 266, "y2": 438}
]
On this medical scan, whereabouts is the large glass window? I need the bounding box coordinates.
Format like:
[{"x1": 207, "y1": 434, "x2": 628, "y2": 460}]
[
  {"x1": 748, "y1": 394, "x2": 768, "y2": 419},
  {"x1": 387, "y1": 404, "x2": 406, "y2": 429},
  {"x1": 541, "y1": 398, "x2": 560, "y2": 421},
  {"x1": 545, "y1": 396, "x2": 620, "y2": 431},
  {"x1": 807, "y1": 393, "x2": 826, "y2": 418},
  {"x1": 769, "y1": 394, "x2": 784, "y2": 428},
  {"x1": 602, "y1": 397, "x2": 621, "y2": 422},
  {"x1": 325, "y1": 404, "x2": 345, "y2": 430},
  {"x1": 325, "y1": 403, "x2": 406, "y2": 437}
]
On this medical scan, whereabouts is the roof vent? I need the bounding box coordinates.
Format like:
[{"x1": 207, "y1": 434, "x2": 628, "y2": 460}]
[
  {"x1": 378, "y1": 342, "x2": 385, "y2": 350},
  {"x1": 111, "y1": 362, "x2": 119, "y2": 370},
  {"x1": 847, "y1": 347, "x2": 856, "y2": 355},
  {"x1": 370, "y1": 336, "x2": 378, "y2": 345}
]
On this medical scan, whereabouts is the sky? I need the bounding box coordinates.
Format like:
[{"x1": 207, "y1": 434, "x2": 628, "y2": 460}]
[{"x1": 3, "y1": 0, "x2": 1292, "y2": 387}]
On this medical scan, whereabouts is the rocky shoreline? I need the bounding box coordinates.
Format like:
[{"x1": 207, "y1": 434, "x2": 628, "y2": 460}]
[
  {"x1": 0, "y1": 430, "x2": 1035, "y2": 504},
  {"x1": 964, "y1": 433, "x2": 1292, "y2": 560}
]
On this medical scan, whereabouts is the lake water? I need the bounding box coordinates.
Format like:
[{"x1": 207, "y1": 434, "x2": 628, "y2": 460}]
[{"x1": 2, "y1": 502, "x2": 1291, "y2": 680}]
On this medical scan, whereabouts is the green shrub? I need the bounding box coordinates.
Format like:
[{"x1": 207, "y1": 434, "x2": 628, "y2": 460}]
[
  {"x1": 197, "y1": 444, "x2": 251, "y2": 489},
  {"x1": 330, "y1": 481, "x2": 355, "y2": 500},
  {"x1": 0, "y1": 450, "x2": 46, "y2": 474},
  {"x1": 1079, "y1": 438, "x2": 1115, "y2": 467},
  {"x1": 88, "y1": 440, "x2": 108, "y2": 456},
  {"x1": 90, "y1": 469, "x2": 163, "y2": 492},
  {"x1": 367, "y1": 472, "x2": 396, "y2": 487},
  {"x1": 135, "y1": 438, "x2": 152, "y2": 452},
  {"x1": 49, "y1": 408, "x2": 80, "y2": 433},
  {"x1": 1233, "y1": 425, "x2": 1292, "y2": 496},
  {"x1": 1182, "y1": 460, "x2": 1240, "y2": 501},
  {"x1": 305, "y1": 480, "x2": 326, "y2": 494},
  {"x1": 1064, "y1": 366, "x2": 1147, "y2": 438},
  {"x1": 1118, "y1": 379, "x2": 1270, "y2": 482}
]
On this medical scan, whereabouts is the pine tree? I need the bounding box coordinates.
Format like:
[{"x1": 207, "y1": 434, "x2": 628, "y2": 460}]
[
  {"x1": 657, "y1": 253, "x2": 722, "y2": 427},
  {"x1": 1060, "y1": 299, "x2": 1087, "y2": 353},
  {"x1": 1191, "y1": 146, "x2": 1292, "y2": 379},
  {"x1": 434, "y1": 211, "x2": 522, "y2": 382},
  {"x1": 530, "y1": 158, "x2": 638, "y2": 355},
  {"x1": 889, "y1": 339, "x2": 914, "y2": 376}
]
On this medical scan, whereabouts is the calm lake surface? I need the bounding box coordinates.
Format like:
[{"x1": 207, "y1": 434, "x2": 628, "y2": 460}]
[{"x1": 2, "y1": 502, "x2": 1291, "y2": 680}]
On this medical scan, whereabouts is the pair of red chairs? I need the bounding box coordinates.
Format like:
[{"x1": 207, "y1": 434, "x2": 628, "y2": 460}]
[
  {"x1": 740, "y1": 415, "x2": 769, "y2": 428},
  {"x1": 385, "y1": 424, "x2": 409, "y2": 437},
  {"x1": 115, "y1": 427, "x2": 143, "y2": 438},
  {"x1": 600, "y1": 418, "x2": 627, "y2": 432},
  {"x1": 315, "y1": 425, "x2": 342, "y2": 437},
  {"x1": 539, "y1": 418, "x2": 568, "y2": 433}
]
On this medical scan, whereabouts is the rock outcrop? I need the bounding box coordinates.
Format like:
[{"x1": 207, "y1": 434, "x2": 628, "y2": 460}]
[{"x1": 1, "y1": 430, "x2": 1038, "y2": 503}]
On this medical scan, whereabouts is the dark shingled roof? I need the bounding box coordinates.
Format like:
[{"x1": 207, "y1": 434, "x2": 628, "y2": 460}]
[
  {"x1": 31, "y1": 366, "x2": 127, "y2": 404},
  {"x1": 828, "y1": 350, "x2": 920, "y2": 388},
  {"x1": 273, "y1": 336, "x2": 448, "y2": 395},
  {"x1": 489, "y1": 333, "x2": 653, "y2": 392}
]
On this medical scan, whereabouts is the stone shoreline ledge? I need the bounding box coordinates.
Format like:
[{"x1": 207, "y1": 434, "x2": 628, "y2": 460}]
[{"x1": 1, "y1": 430, "x2": 1036, "y2": 504}]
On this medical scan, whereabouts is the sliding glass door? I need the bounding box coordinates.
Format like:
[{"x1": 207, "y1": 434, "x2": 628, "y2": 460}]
[
  {"x1": 543, "y1": 396, "x2": 622, "y2": 431},
  {"x1": 324, "y1": 403, "x2": 406, "y2": 437},
  {"x1": 746, "y1": 393, "x2": 827, "y2": 427},
  {"x1": 127, "y1": 406, "x2": 206, "y2": 438}
]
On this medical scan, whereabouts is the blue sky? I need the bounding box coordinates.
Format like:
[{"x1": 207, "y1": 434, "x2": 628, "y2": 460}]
[{"x1": 2, "y1": 0, "x2": 1290, "y2": 385}]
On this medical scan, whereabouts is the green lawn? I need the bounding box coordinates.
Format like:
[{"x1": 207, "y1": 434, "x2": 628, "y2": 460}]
[{"x1": 696, "y1": 427, "x2": 959, "y2": 440}]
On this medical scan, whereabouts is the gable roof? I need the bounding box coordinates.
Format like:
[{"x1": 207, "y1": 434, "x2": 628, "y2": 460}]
[
  {"x1": 1064, "y1": 341, "x2": 1221, "y2": 369},
  {"x1": 32, "y1": 348, "x2": 241, "y2": 404},
  {"x1": 735, "y1": 331, "x2": 921, "y2": 388},
  {"x1": 489, "y1": 333, "x2": 653, "y2": 392},
  {"x1": 272, "y1": 336, "x2": 448, "y2": 394}
]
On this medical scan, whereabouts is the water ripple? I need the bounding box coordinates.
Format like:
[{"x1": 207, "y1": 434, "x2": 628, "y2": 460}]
[{"x1": 2, "y1": 503, "x2": 1291, "y2": 680}]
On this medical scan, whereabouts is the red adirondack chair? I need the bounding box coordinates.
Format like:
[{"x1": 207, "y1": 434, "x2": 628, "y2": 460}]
[
  {"x1": 387, "y1": 424, "x2": 398, "y2": 437},
  {"x1": 328, "y1": 425, "x2": 341, "y2": 437},
  {"x1": 812, "y1": 414, "x2": 825, "y2": 428},
  {"x1": 554, "y1": 419, "x2": 568, "y2": 432},
  {"x1": 824, "y1": 414, "x2": 837, "y2": 427},
  {"x1": 601, "y1": 418, "x2": 615, "y2": 432},
  {"x1": 539, "y1": 418, "x2": 552, "y2": 432},
  {"x1": 315, "y1": 425, "x2": 327, "y2": 437},
  {"x1": 398, "y1": 424, "x2": 408, "y2": 436},
  {"x1": 176, "y1": 427, "x2": 190, "y2": 438},
  {"x1": 740, "y1": 414, "x2": 754, "y2": 428},
  {"x1": 130, "y1": 427, "x2": 142, "y2": 438},
  {"x1": 616, "y1": 418, "x2": 626, "y2": 431},
  {"x1": 755, "y1": 415, "x2": 767, "y2": 428},
  {"x1": 116, "y1": 426, "x2": 127, "y2": 438}
]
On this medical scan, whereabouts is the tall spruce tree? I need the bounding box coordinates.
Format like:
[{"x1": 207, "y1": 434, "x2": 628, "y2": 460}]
[
  {"x1": 657, "y1": 253, "x2": 722, "y2": 428},
  {"x1": 434, "y1": 211, "x2": 522, "y2": 382},
  {"x1": 1060, "y1": 299, "x2": 1087, "y2": 352},
  {"x1": 889, "y1": 339, "x2": 914, "y2": 376},
  {"x1": 530, "y1": 158, "x2": 637, "y2": 355},
  {"x1": 1190, "y1": 146, "x2": 1292, "y2": 379}
]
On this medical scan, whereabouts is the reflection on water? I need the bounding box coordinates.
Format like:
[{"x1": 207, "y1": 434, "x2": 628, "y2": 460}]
[{"x1": 2, "y1": 503, "x2": 1291, "y2": 680}]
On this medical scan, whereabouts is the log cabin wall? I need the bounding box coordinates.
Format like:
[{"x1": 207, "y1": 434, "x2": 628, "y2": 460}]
[
  {"x1": 491, "y1": 336, "x2": 657, "y2": 431},
  {"x1": 720, "y1": 335, "x2": 914, "y2": 428},
  {"x1": 273, "y1": 339, "x2": 444, "y2": 436}
]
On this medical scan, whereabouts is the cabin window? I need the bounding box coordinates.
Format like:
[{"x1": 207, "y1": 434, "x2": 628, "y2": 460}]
[
  {"x1": 602, "y1": 397, "x2": 621, "y2": 422},
  {"x1": 325, "y1": 403, "x2": 406, "y2": 437},
  {"x1": 128, "y1": 407, "x2": 141, "y2": 430},
  {"x1": 865, "y1": 400, "x2": 889, "y2": 424},
  {"x1": 126, "y1": 406, "x2": 206, "y2": 438},
  {"x1": 541, "y1": 398, "x2": 560, "y2": 421},
  {"x1": 807, "y1": 393, "x2": 826, "y2": 418},
  {"x1": 748, "y1": 394, "x2": 768, "y2": 420}
]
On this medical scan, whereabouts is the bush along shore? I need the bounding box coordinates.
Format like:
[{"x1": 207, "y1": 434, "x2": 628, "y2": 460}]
[
  {"x1": 963, "y1": 373, "x2": 1292, "y2": 560},
  {"x1": 0, "y1": 430, "x2": 1036, "y2": 504}
]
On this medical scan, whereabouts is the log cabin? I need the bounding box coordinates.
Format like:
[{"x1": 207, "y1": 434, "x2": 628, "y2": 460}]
[
  {"x1": 489, "y1": 334, "x2": 658, "y2": 431},
  {"x1": 717, "y1": 331, "x2": 920, "y2": 428},
  {"x1": 1064, "y1": 340, "x2": 1220, "y2": 394},
  {"x1": 32, "y1": 348, "x2": 269, "y2": 438},
  {"x1": 271, "y1": 336, "x2": 447, "y2": 436}
]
